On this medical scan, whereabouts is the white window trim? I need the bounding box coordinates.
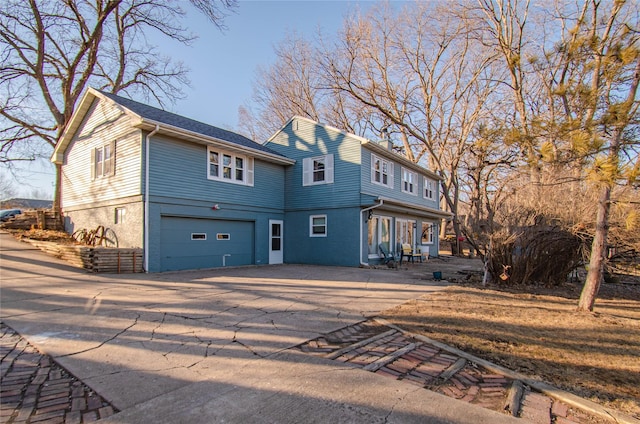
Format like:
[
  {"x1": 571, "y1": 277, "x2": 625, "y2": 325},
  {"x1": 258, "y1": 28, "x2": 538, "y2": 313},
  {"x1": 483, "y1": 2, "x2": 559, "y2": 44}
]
[
  {"x1": 371, "y1": 153, "x2": 394, "y2": 188},
  {"x1": 368, "y1": 215, "x2": 393, "y2": 258},
  {"x1": 303, "y1": 154, "x2": 334, "y2": 186},
  {"x1": 421, "y1": 222, "x2": 435, "y2": 245},
  {"x1": 92, "y1": 141, "x2": 115, "y2": 180},
  {"x1": 424, "y1": 177, "x2": 436, "y2": 200},
  {"x1": 401, "y1": 167, "x2": 418, "y2": 195},
  {"x1": 309, "y1": 214, "x2": 327, "y2": 237},
  {"x1": 396, "y1": 218, "x2": 416, "y2": 246},
  {"x1": 207, "y1": 146, "x2": 254, "y2": 186}
]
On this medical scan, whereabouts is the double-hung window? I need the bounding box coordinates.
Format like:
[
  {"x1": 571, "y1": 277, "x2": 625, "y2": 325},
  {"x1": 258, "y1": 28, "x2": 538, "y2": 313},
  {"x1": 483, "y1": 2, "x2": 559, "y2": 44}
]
[
  {"x1": 303, "y1": 154, "x2": 333, "y2": 186},
  {"x1": 208, "y1": 147, "x2": 254, "y2": 186},
  {"x1": 401, "y1": 167, "x2": 418, "y2": 195},
  {"x1": 371, "y1": 154, "x2": 393, "y2": 187},
  {"x1": 310, "y1": 215, "x2": 327, "y2": 237},
  {"x1": 424, "y1": 177, "x2": 436, "y2": 200},
  {"x1": 92, "y1": 141, "x2": 115, "y2": 179}
]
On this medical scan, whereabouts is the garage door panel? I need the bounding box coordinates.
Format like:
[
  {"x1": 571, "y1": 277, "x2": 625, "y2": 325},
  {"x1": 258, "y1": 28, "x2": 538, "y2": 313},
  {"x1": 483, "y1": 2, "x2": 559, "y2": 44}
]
[{"x1": 160, "y1": 217, "x2": 254, "y2": 271}]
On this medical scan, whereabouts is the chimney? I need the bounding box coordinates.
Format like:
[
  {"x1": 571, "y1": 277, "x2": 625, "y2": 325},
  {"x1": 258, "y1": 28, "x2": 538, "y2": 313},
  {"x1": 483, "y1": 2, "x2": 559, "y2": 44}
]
[{"x1": 379, "y1": 127, "x2": 392, "y2": 150}]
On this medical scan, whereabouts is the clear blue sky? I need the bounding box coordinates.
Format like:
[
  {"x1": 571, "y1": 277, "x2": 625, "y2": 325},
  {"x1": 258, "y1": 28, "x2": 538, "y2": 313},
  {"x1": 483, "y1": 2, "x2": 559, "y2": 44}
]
[{"x1": 4, "y1": 0, "x2": 377, "y2": 200}]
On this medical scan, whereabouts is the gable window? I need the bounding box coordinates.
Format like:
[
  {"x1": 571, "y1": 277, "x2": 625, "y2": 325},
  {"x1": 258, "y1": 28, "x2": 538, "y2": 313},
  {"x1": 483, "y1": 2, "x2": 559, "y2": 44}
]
[
  {"x1": 303, "y1": 154, "x2": 333, "y2": 186},
  {"x1": 309, "y1": 214, "x2": 327, "y2": 237},
  {"x1": 402, "y1": 168, "x2": 418, "y2": 195},
  {"x1": 208, "y1": 146, "x2": 254, "y2": 186},
  {"x1": 424, "y1": 177, "x2": 436, "y2": 200},
  {"x1": 371, "y1": 154, "x2": 393, "y2": 187},
  {"x1": 92, "y1": 142, "x2": 115, "y2": 179}
]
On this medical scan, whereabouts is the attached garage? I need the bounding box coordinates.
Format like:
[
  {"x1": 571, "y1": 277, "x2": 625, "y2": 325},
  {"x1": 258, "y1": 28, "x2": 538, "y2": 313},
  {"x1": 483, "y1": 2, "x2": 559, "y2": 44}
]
[{"x1": 159, "y1": 216, "x2": 255, "y2": 272}]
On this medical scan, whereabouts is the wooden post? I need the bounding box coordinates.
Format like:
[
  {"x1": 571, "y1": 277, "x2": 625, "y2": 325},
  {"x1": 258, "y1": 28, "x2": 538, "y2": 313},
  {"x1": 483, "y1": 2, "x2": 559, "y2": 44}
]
[{"x1": 36, "y1": 210, "x2": 46, "y2": 230}]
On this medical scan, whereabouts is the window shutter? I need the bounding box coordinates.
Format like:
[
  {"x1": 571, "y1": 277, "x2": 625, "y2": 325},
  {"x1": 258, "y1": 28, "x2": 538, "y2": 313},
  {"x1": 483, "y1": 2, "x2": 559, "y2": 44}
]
[
  {"x1": 91, "y1": 148, "x2": 96, "y2": 180},
  {"x1": 108, "y1": 140, "x2": 116, "y2": 176},
  {"x1": 325, "y1": 154, "x2": 334, "y2": 184},
  {"x1": 246, "y1": 157, "x2": 254, "y2": 186},
  {"x1": 302, "y1": 157, "x2": 312, "y2": 186},
  {"x1": 388, "y1": 163, "x2": 394, "y2": 187},
  {"x1": 371, "y1": 154, "x2": 375, "y2": 183}
]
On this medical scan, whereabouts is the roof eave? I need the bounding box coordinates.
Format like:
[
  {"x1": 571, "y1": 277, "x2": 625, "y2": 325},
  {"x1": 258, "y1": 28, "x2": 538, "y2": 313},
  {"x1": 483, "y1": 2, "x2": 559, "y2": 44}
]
[
  {"x1": 367, "y1": 195, "x2": 453, "y2": 220},
  {"x1": 51, "y1": 88, "x2": 103, "y2": 164},
  {"x1": 134, "y1": 119, "x2": 295, "y2": 165}
]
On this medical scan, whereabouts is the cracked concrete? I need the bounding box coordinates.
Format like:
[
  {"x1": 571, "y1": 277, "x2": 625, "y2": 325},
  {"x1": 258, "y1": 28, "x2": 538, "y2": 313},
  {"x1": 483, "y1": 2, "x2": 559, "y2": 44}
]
[{"x1": 1, "y1": 232, "x2": 520, "y2": 423}]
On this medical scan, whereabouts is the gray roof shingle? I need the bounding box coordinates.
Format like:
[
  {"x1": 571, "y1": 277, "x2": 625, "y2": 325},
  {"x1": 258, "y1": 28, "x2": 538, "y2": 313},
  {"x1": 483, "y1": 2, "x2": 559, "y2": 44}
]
[{"x1": 98, "y1": 90, "x2": 285, "y2": 158}]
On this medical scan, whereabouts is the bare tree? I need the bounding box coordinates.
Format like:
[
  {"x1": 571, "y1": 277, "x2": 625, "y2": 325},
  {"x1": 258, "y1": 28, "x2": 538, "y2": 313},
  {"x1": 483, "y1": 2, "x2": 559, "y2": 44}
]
[
  {"x1": 473, "y1": 0, "x2": 639, "y2": 309},
  {"x1": 0, "y1": 0, "x2": 237, "y2": 210},
  {"x1": 321, "y1": 2, "x2": 502, "y2": 244}
]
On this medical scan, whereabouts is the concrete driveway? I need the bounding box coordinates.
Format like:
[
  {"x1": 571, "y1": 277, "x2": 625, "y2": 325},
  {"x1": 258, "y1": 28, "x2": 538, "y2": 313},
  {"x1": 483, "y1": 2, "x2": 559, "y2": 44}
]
[{"x1": 1, "y1": 232, "x2": 519, "y2": 423}]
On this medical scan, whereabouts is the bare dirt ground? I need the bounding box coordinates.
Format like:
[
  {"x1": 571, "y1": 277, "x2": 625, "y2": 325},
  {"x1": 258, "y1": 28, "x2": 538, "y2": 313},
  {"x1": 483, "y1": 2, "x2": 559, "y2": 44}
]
[{"x1": 382, "y1": 255, "x2": 640, "y2": 419}]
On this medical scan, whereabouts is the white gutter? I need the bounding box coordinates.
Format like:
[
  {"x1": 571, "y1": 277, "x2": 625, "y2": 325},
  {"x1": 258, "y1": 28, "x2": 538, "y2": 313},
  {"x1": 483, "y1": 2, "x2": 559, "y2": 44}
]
[
  {"x1": 144, "y1": 125, "x2": 160, "y2": 273},
  {"x1": 359, "y1": 199, "x2": 384, "y2": 267}
]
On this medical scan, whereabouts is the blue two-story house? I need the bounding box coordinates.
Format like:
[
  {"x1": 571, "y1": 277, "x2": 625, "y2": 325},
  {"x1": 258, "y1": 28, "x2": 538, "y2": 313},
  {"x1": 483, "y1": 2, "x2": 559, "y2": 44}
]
[
  {"x1": 52, "y1": 89, "x2": 450, "y2": 272},
  {"x1": 265, "y1": 116, "x2": 451, "y2": 267}
]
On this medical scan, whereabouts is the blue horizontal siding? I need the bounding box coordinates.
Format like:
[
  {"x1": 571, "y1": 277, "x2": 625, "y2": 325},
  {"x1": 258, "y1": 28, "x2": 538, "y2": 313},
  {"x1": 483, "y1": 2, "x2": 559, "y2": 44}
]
[
  {"x1": 284, "y1": 207, "x2": 361, "y2": 267},
  {"x1": 361, "y1": 146, "x2": 439, "y2": 209},
  {"x1": 148, "y1": 135, "x2": 285, "y2": 210},
  {"x1": 267, "y1": 119, "x2": 362, "y2": 210}
]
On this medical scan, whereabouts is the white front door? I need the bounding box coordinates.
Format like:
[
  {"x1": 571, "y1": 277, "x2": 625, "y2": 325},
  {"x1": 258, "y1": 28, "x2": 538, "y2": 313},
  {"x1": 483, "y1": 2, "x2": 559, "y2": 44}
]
[{"x1": 269, "y1": 220, "x2": 283, "y2": 264}]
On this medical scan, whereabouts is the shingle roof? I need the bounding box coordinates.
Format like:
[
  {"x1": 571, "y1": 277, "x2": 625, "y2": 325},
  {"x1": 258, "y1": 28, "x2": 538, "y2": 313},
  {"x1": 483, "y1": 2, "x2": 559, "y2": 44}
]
[{"x1": 97, "y1": 90, "x2": 285, "y2": 158}]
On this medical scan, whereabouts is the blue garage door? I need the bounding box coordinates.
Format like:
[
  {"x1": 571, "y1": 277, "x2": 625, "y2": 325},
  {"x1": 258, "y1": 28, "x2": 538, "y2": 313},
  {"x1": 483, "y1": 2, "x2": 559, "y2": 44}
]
[{"x1": 160, "y1": 217, "x2": 254, "y2": 271}]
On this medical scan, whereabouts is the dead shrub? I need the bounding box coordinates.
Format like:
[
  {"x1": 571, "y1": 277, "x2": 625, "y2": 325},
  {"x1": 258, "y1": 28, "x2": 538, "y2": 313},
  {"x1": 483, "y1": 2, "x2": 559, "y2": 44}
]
[{"x1": 487, "y1": 226, "x2": 584, "y2": 285}]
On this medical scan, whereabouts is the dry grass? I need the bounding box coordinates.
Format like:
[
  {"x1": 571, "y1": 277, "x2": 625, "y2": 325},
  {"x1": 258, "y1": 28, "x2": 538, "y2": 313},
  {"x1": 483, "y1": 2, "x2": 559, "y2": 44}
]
[{"x1": 381, "y1": 265, "x2": 640, "y2": 418}]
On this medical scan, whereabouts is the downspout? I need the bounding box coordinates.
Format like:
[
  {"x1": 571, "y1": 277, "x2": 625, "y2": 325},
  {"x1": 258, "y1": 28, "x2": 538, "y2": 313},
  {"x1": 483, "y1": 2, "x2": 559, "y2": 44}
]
[
  {"x1": 144, "y1": 125, "x2": 160, "y2": 273},
  {"x1": 359, "y1": 199, "x2": 384, "y2": 267}
]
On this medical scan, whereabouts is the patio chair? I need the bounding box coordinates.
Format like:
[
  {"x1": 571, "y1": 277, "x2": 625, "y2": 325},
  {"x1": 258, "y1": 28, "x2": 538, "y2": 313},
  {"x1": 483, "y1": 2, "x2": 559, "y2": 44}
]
[
  {"x1": 378, "y1": 243, "x2": 398, "y2": 268},
  {"x1": 400, "y1": 243, "x2": 423, "y2": 263}
]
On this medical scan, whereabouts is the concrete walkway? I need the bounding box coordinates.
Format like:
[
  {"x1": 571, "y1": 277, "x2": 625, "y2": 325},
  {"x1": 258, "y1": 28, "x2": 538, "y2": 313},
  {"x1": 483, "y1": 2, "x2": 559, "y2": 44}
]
[{"x1": 1, "y1": 231, "x2": 522, "y2": 423}]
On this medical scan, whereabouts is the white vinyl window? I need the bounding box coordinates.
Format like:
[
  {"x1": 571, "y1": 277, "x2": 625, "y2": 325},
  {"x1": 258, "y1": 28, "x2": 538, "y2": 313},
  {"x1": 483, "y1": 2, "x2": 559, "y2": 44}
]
[
  {"x1": 371, "y1": 154, "x2": 393, "y2": 187},
  {"x1": 114, "y1": 207, "x2": 126, "y2": 224},
  {"x1": 208, "y1": 147, "x2": 254, "y2": 186},
  {"x1": 424, "y1": 177, "x2": 436, "y2": 200},
  {"x1": 421, "y1": 222, "x2": 435, "y2": 244},
  {"x1": 309, "y1": 214, "x2": 327, "y2": 237},
  {"x1": 92, "y1": 141, "x2": 115, "y2": 179},
  {"x1": 402, "y1": 167, "x2": 418, "y2": 195},
  {"x1": 303, "y1": 154, "x2": 334, "y2": 186}
]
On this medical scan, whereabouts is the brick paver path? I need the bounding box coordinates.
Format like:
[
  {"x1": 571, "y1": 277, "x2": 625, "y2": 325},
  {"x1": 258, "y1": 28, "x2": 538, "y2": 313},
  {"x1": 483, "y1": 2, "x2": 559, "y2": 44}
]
[
  {"x1": 296, "y1": 319, "x2": 607, "y2": 424},
  {"x1": 1, "y1": 319, "x2": 612, "y2": 424},
  {"x1": 0, "y1": 323, "x2": 116, "y2": 424}
]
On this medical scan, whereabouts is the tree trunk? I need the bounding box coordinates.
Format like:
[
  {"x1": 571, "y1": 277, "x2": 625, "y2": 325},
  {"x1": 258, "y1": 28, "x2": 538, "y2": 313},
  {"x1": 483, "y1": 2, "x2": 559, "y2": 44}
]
[
  {"x1": 52, "y1": 163, "x2": 62, "y2": 213},
  {"x1": 577, "y1": 181, "x2": 611, "y2": 312}
]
